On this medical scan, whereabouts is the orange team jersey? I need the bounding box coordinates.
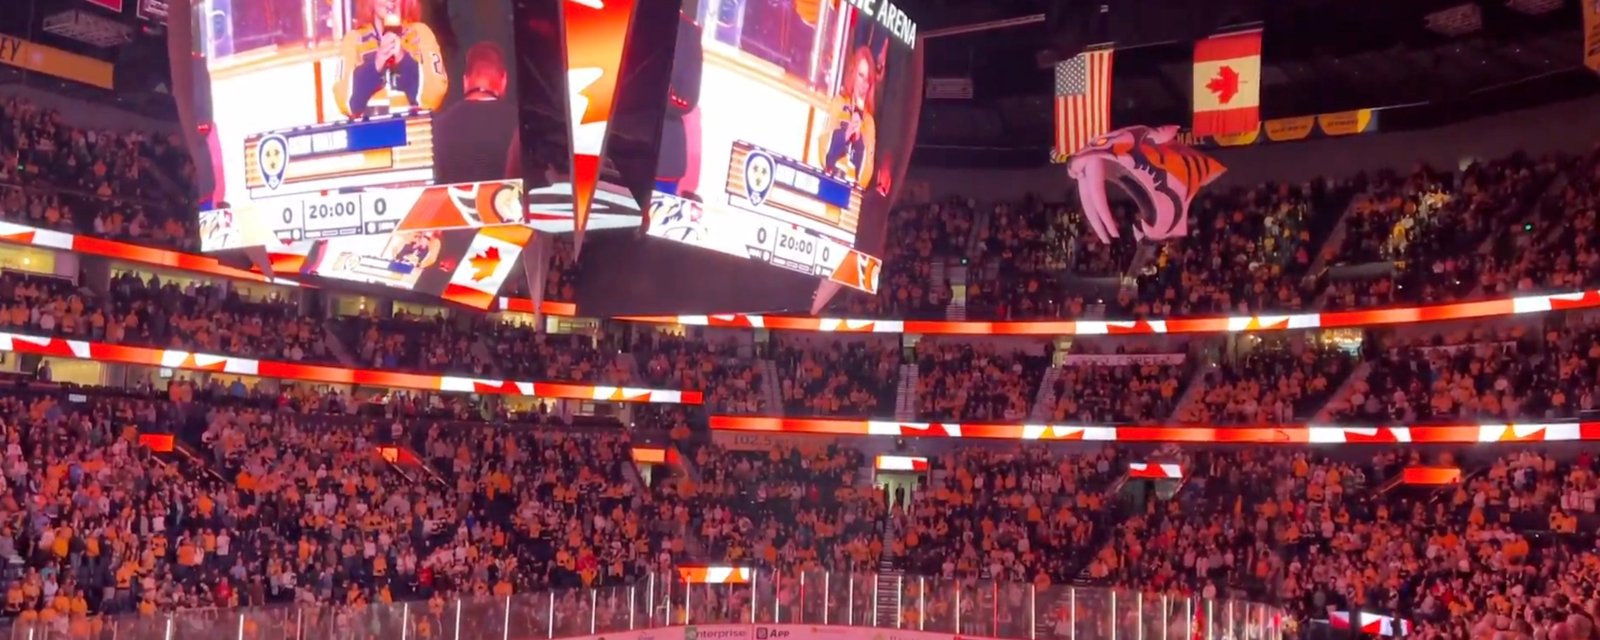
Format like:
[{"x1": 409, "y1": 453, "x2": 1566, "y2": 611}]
[{"x1": 333, "y1": 22, "x2": 448, "y2": 118}]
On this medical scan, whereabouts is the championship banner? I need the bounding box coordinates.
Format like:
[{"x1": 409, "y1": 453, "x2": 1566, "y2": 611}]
[
  {"x1": 1587, "y1": 0, "x2": 1600, "y2": 75},
  {"x1": 0, "y1": 35, "x2": 114, "y2": 89},
  {"x1": 1175, "y1": 108, "x2": 1378, "y2": 148},
  {"x1": 560, "y1": 0, "x2": 640, "y2": 255}
]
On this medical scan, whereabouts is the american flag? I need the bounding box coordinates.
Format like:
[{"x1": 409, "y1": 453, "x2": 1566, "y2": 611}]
[{"x1": 1053, "y1": 47, "x2": 1114, "y2": 162}]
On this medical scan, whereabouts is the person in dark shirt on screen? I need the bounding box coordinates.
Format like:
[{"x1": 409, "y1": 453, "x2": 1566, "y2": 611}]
[
  {"x1": 432, "y1": 42, "x2": 517, "y2": 186},
  {"x1": 654, "y1": 8, "x2": 704, "y2": 200}
]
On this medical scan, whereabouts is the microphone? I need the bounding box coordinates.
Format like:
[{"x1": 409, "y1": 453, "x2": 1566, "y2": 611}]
[
  {"x1": 380, "y1": 13, "x2": 403, "y2": 71},
  {"x1": 377, "y1": 12, "x2": 402, "y2": 113}
]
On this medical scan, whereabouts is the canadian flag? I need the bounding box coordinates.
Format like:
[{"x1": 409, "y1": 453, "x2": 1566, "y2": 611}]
[
  {"x1": 1328, "y1": 611, "x2": 1414, "y2": 637},
  {"x1": 441, "y1": 225, "x2": 533, "y2": 310},
  {"x1": 1192, "y1": 30, "x2": 1263, "y2": 137}
]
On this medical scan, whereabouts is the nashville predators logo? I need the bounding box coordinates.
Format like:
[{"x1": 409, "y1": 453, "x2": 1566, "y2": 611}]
[
  {"x1": 256, "y1": 134, "x2": 290, "y2": 191},
  {"x1": 743, "y1": 151, "x2": 775, "y2": 207}
]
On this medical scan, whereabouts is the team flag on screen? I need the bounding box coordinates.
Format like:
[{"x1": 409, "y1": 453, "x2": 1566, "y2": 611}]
[
  {"x1": 561, "y1": 0, "x2": 639, "y2": 256},
  {"x1": 441, "y1": 225, "x2": 534, "y2": 310},
  {"x1": 1192, "y1": 30, "x2": 1263, "y2": 136},
  {"x1": 1052, "y1": 46, "x2": 1114, "y2": 163}
]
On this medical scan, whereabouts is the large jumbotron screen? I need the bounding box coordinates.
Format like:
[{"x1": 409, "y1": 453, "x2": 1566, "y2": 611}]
[
  {"x1": 189, "y1": 0, "x2": 532, "y2": 305},
  {"x1": 643, "y1": 0, "x2": 918, "y2": 296}
]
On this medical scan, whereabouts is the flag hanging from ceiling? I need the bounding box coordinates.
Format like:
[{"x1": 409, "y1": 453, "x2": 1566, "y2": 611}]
[
  {"x1": 561, "y1": 0, "x2": 639, "y2": 256},
  {"x1": 1192, "y1": 30, "x2": 1262, "y2": 137},
  {"x1": 1051, "y1": 46, "x2": 1114, "y2": 163}
]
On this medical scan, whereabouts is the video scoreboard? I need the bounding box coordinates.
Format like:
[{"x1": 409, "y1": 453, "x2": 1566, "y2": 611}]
[
  {"x1": 200, "y1": 112, "x2": 526, "y2": 252},
  {"x1": 184, "y1": 0, "x2": 919, "y2": 312},
  {"x1": 241, "y1": 113, "x2": 434, "y2": 198},
  {"x1": 647, "y1": 141, "x2": 881, "y2": 294},
  {"x1": 201, "y1": 178, "x2": 524, "y2": 252}
]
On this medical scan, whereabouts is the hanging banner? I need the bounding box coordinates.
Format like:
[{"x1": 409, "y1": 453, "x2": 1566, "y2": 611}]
[
  {"x1": 0, "y1": 35, "x2": 115, "y2": 89},
  {"x1": 1175, "y1": 108, "x2": 1377, "y2": 149}
]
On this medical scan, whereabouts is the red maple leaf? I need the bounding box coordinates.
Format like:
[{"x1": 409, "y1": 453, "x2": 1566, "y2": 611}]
[
  {"x1": 1206, "y1": 65, "x2": 1240, "y2": 104},
  {"x1": 469, "y1": 246, "x2": 502, "y2": 282}
]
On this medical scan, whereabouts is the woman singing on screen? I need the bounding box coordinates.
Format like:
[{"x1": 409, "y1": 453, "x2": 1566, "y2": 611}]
[
  {"x1": 819, "y1": 45, "x2": 881, "y2": 188},
  {"x1": 332, "y1": 0, "x2": 448, "y2": 118}
]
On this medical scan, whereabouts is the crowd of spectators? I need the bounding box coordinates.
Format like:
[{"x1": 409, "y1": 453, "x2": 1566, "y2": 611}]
[
  {"x1": 1044, "y1": 354, "x2": 1187, "y2": 424},
  {"x1": 635, "y1": 333, "x2": 766, "y2": 414},
  {"x1": 17, "y1": 76, "x2": 1600, "y2": 640},
  {"x1": 0, "y1": 383, "x2": 678, "y2": 637},
  {"x1": 965, "y1": 198, "x2": 1109, "y2": 320},
  {"x1": 341, "y1": 311, "x2": 637, "y2": 386},
  {"x1": 10, "y1": 91, "x2": 1600, "y2": 327},
  {"x1": 1487, "y1": 149, "x2": 1600, "y2": 298},
  {"x1": 915, "y1": 340, "x2": 1050, "y2": 422},
  {"x1": 1177, "y1": 341, "x2": 1357, "y2": 425},
  {"x1": 0, "y1": 97, "x2": 196, "y2": 252},
  {"x1": 684, "y1": 442, "x2": 881, "y2": 574},
  {"x1": 7, "y1": 371, "x2": 1600, "y2": 640},
  {"x1": 772, "y1": 336, "x2": 901, "y2": 417},
  {"x1": 1317, "y1": 322, "x2": 1595, "y2": 424},
  {"x1": 1326, "y1": 156, "x2": 1557, "y2": 311},
  {"x1": 828, "y1": 201, "x2": 968, "y2": 319},
  {"x1": 0, "y1": 269, "x2": 332, "y2": 363},
  {"x1": 1127, "y1": 182, "x2": 1329, "y2": 318},
  {"x1": 893, "y1": 446, "x2": 1129, "y2": 585}
]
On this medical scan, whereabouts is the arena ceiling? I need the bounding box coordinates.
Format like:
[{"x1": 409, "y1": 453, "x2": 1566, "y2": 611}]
[
  {"x1": 0, "y1": 0, "x2": 172, "y2": 118},
  {"x1": 910, "y1": 0, "x2": 1594, "y2": 158},
  {"x1": 2, "y1": 0, "x2": 1593, "y2": 160}
]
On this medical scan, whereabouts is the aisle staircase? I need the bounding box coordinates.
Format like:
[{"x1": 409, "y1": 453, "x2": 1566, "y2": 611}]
[
  {"x1": 894, "y1": 363, "x2": 919, "y2": 421},
  {"x1": 1311, "y1": 360, "x2": 1373, "y2": 422},
  {"x1": 1029, "y1": 366, "x2": 1064, "y2": 421},
  {"x1": 873, "y1": 571, "x2": 903, "y2": 628},
  {"x1": 382, "y1": 445, "x2": 446, "y2": 489},
  {"x1": 1168, "y1": 365, "x2": 1215, "y2": 421},
  {"x1": 321, "y1": 318, "x2": 360, "y2": 367},
  {"x1": 1304, "y1": 194, "x2": 1366, "y2": 280},
  {"x1": 757, "y1": 359, "x2": 783, "y2": 414},
  {"x1": 873, "y1": 512, "x2": 905, "y2": 629},
  {"x1": 469, "y1": 339, "x2": 498, "y2": 374},
  {"x1": 936, "y1": 259, "x2": 968, "y2": 321},
  {"x1": 966, "y1": 207, "x2": 991, "y2": 256},
  {"x1": 138, "y1": 155, "x2": 193, "y2": 205},
  {"x1": 157, "y1": 437, "x2": 230, "y2": 485}
]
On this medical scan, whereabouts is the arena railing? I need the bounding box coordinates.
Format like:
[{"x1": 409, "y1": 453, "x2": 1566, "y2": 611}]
[{"x1": 4, "y1": 570, "x2": 1290, "y2": 640}]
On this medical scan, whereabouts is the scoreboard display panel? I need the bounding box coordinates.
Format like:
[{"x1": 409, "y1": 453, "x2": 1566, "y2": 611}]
[
  {"x1": 194, "y1": 0, "x2": 525, "y2": 253},
  {"x1": 256, "y1": 223, "x2": 532, "y2": 310},
  {"x1": 643, "y1": 0, "x2": 919, "y2": 295},
  {"x1": 199, "y1": 179, "x2": 524, "y2": 249}
]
